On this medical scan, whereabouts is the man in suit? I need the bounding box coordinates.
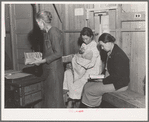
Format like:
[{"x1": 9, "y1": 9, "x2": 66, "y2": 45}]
[{"x1": 80, "y1": 33, "x2": 130, "y2": 108}]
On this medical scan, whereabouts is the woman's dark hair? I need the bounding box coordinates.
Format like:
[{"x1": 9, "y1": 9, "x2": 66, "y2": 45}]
[
  {"x1": 98, "y1": 33, "x2": 116, "y2": 63},
  {"x1": 80, "y1": 27, "x2": 94, "y2": 38},
  {"x1": 97, "y1": 44, "x2": 107, "y2": 63},
  {"x1": 78, "y1": 27, "x2": 94, "y2": 46},
  {"x1": 35, "y1": 11, "x2": 52, "y2": 23},
  {"x1": 98, "y1": 33, "x2": 116, "y2": 43}
]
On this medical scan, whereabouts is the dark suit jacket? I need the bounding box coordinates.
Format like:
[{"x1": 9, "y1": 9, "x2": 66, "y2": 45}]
[{"x1": 103, "y1": 44, "x2": 130, "y2": 90}]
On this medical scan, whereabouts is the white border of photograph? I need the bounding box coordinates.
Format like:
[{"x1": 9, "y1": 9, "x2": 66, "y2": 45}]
[{"x1": 1, "y1": 1, "x2": 148, "y2": 121}]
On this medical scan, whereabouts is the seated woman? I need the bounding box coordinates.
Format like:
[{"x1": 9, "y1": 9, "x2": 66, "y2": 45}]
[
  {"x1": 80, "y1": 33, "x2": 130, "y2": 108},
  {"x1": 63, "y1": 27, "x2": 102, "y2": 108}
]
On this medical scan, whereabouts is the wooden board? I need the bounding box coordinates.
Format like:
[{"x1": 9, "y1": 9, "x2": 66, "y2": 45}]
[
  {"x1": 120, "y1": 4, "x2": 146, "y2": 95},
  {"x1": 16, "y1": 34, "x2": 31, "y2": 49},
  {"x1": 5, "y1": 4, "x2": 10, "y2": 31},
  {"x1": 115, "y1": 4, "x2": 122, "y2": 47},
  {"x1": 109, "y1": 9, "x2": 116, "y2": 38},
  {"x1": 128, "y1": 32, "x2": 145, "y2": 95},
  {"x1": 103, "y1": 90, "x2": 145, "y2": 108},
  {"x1": 121, "y1": 32, "x2": 131, "y2": 59},
  {"x1": 5, "y1": 5, "x2": 13, "y2": 69},
  {"x1": 62, "y1": 4, "x2": 88, "y2": 55},
  {"x1": 9, "y1": 4, "x2": 33, "y2": 70},
  {"x1": 85, "y1": 4, "x2": 94, "y2": 29},
  {"x1": 137, "y1": 32, "x2": 146, "y2": 95},
  {"x1": 121, "y1": 12, "x2": 145, "y2": 21},
  {"x1": 63, "y1": 4, "x2": 70, "y2": 55},
  {"x1": 109, "y1": 10, "x2": 116, "y2": 29}
]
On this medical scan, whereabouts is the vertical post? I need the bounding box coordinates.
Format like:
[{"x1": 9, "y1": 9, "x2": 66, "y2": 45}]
[
  {"x1": 98, "y1": 15, "x2": 102, "y2": 37},
  {"x1": 85, "y1": 10, "x2": 89, "y2": 27},
  {"x1": 115, "y1": 4, "x2": 122, "y2": 47},
  {"x1": 62, "y1": 4, "x2": 70, "y2": 56},
  {"x1": 94, "y1": 14, "x2": 100, "y2": 42},
  {"x1": 9, "y1": 4, "x2": 17, "y2": 70}
]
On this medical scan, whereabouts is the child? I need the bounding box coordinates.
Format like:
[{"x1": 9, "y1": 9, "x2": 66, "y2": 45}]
[{"x1": 72, "y1": 40, "x2": 100, "y2": 82}]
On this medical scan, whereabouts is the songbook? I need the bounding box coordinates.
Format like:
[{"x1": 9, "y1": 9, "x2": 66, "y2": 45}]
[
  {"x1": 88, "y1": 74, "x2": 104, "y2": 82},
  {"x1": 24, "y1": 52, "x2": 42, "y2": 65},
  {"x1": 89, "y1": 74, "x2": 105, "y2": 79}
]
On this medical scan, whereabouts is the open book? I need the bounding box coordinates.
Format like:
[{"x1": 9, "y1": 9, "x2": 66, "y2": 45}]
[
  {"x1": 24, "y1": 52, "x2": 42, "y2": 65},
  {"x1": 88, "y1": 74, "x2": 104, "y2": 82},
  {"x1": 89, "y1": 74, "x2": 104, "y2": 79}
]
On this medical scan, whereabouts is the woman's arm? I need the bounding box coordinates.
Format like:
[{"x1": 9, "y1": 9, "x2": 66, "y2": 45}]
[
  {"x1": 45, "y1": 29, "x2": 63, "y2": 64},
  {"x1": 75, "y1": 50, "x2": 93, "y2": 67},
  {"x1": 103, "y1": 53, "x2": 129, "y2": 90},
  {"x1": 82, "y1": 47, "x2": 99, "y2": 69},
  {"x1": 32, "y1": 28, "x2": 63, "y2": 66}
]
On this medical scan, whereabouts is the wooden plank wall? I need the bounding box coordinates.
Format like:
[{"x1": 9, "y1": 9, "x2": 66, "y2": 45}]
[
  {"x1": 5, "y1": 3, "x2": 145, "y2": 95},
  {"x1": 94, "y1": 4, "x2": 116, "y2": 42},
  {"x1": 5, "y1": 4, "x2": 13, "y2": 69},
  {"x1": 61, "y1": 4, "x2": 95, "y2": 55},
  {"x1": 14, "y1": 4, "x2": 33, "y2": 70},
  {"x1": 121, "y1": 4, "x2": 146, "y2": 95},
  {"x1": 40, "y1": 3, "x2": 146, "y2": 95},
  {"x1": 6, "y1": 4, "x2": 33, "y2": 70},
  {"x1": 6, "y1": 3, "x2": 146, "y2": 95},
  {"x1": 38, "y1": 4, "x2": 114, "y2": 55},
  {"x1": 108, "y1": 4, "x2": 146, "y2": 95}
]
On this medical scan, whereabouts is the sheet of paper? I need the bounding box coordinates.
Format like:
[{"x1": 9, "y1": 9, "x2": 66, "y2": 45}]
[
  {"x1": 5, "y1": 72, "x2": 31, "y2": 79},
  {"x1": 75, "y1": 8, "x2": 84, "y2": 16}
]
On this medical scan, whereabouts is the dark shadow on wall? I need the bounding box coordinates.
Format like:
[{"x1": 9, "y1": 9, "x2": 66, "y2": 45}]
[
  {"x1": 5, "y1": 51, "x2": 13, "y2": 70},
  {"x1": 23, "y1": 4, "x2": 44, "y2": 77},
  {"x1": 28, "y1": 4, "x2": 44, "y2": 52}
]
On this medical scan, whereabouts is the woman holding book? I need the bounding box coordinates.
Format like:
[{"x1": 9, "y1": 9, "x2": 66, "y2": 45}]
[
  {"x1": 32, "y1": 11, "x2": 64, "y2": 108},
  {"x1": 80, "y1": 33, "x2": 130, "y2": 108}
]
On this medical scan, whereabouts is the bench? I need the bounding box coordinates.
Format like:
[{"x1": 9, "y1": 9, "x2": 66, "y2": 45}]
[
  {"x1": 102, "y1": 90, "x2": 145, "y2": 108},
  {"x1": 63, "y1": 89, "x2": 145, "y2": 108},
  {"x1": 62, "y1": 56, "x2": 145, "y2": 108}
]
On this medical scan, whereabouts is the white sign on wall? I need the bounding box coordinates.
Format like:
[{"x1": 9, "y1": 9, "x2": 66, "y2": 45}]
[{"x1": 75, "y1": 8, "x2": 84, "y2": 16}]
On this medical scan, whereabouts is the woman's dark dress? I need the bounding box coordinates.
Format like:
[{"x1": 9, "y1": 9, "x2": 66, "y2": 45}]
[{"x1": 42, "y1": 27, "x2": 64, "y2": 108}]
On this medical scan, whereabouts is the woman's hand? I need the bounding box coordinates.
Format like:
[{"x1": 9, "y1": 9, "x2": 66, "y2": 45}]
[
  {"x1": 30, "y1": 58, "x2": 46, "y2": 66},
  {"x1": 79, "y1": 47, "x2": 85, "y2": 54}
]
